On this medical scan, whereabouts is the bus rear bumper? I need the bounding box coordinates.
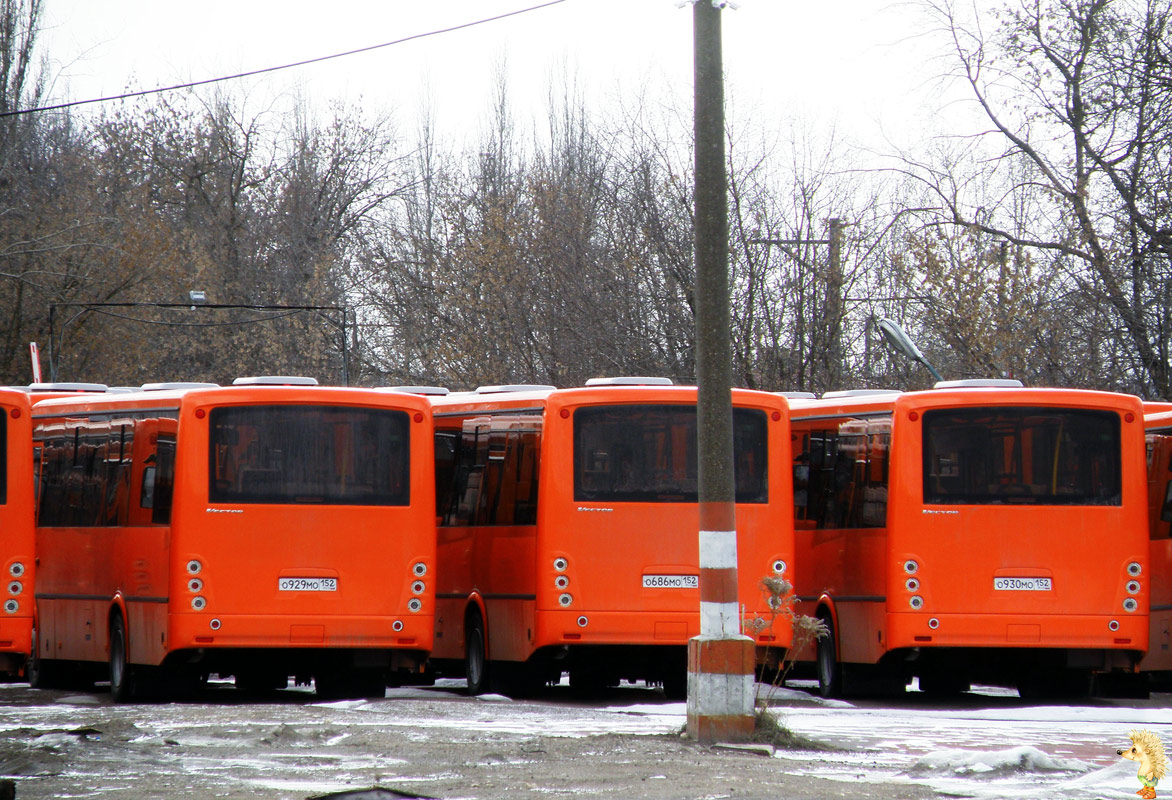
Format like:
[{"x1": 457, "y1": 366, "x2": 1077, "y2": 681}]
[
  {"x1": 170, "y1": 613, "x2": 434, "y2": 651},
  {"x1": 535, "y1": 609, "x2": 793, "y2": 649},
  {"x1": 888, "y1": 611, "x2": 1148, "y2": 652}
]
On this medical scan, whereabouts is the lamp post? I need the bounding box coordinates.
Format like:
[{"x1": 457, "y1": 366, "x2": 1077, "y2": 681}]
[{"x1": 47, "y1": 300, "x2": 350, "y2": 384}]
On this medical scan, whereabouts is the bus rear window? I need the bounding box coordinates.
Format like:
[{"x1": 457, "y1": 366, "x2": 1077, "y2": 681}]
[
  {"x1": 923, "y1": 407, "x2": 1121, "y2": 506},
  {"x1": 209, "y1": 405, "x2": 409, "y2": 506},
  {"x1": 574, "y1": 405, "x2": 767, "y2": 503}
]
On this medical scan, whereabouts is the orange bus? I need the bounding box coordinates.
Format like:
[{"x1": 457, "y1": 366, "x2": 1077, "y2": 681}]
[
  {"x1": 790, "y1": 381, "x2": 1148, "y2": 698},
  {"x1": 426, "y1": 379, "x2": 794, "y2": 697},
  {"x1": 29, "y1": 378, "x2": 435, "y2": 700},
  {"x1": 0, "y1": 389, "x2": 35, "y2": 678},
  {"x1": 1140, "y1": 409, "x2": 1172, "y2": 684}
]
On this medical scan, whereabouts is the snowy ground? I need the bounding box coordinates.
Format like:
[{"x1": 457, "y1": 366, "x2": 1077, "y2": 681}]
[
  {"x1": 0, "y1": 677, "x2": 1164, "y2": 799},
  {"x1": 752, "y1": 682, "x2": 1166, "y2": 799}
]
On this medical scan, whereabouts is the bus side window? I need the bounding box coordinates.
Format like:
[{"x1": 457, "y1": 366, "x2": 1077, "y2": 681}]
[
  {"x1": 792, "y1": 433, "x2": 811, "y2": 523},
  {"x1": 151, "y1": 434, "x2": 176, "y2": 524},
  {"x1": 513, "y1": 430, "x2": 540, "y2": 525},
  {"x1": 141, "y1": 464, "x2": 156, "y2": 509},
  {"x1": 434, "y1": 432, "x2": 458, "y2": 520}
]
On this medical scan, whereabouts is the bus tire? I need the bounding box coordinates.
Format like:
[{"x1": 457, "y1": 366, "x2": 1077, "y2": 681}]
[
  {"x1": 816, "y1": 614, "x2": 841, "y2": 699},
  {"x1": 108, "y1": 614, "x2": 135, "y2": 703},
  {"x1": 465, "y1": 612, "x2": 489, "y2": 696}
]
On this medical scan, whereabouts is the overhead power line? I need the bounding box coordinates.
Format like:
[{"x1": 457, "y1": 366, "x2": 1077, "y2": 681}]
[{"x1": 2, "y1": 0, "x2": 568, "y2": 118}]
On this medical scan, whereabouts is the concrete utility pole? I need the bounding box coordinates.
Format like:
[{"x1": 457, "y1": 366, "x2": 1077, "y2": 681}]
[{"x1": 687, "y1": 0, "x2": 755, "y2": 744}]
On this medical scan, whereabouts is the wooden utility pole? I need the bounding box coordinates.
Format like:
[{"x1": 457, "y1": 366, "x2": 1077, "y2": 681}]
[{"x1": 687, "y1": 0, "x2": 755, "y2": 744}]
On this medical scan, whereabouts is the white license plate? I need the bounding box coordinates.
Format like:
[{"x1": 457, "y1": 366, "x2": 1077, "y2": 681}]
[
  {"x1": 993, "y1": 577, "x2": 1052, "y2": 591},
  {"x1": 643, "y1": 574, "x2": 699, "y2": 589},
  {"x1": 278, "y1": 577, "x2": 337, "y2": 592}
]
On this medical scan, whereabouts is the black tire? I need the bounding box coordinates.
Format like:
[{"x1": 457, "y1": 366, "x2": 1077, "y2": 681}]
[
  {"x1": 465, "y1": 612, "x2": 489, "y2": 695},
  {"x1": 109, "y1": 614, "x2": 134, "y2": 703},
  {"x1": 816, "y1": 614, "x2": 841, "y2": 699}
]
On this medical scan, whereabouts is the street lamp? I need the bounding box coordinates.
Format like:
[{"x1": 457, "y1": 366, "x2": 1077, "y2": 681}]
[{"x1": 874, "y1": 316, "x2": 943, "y2": 382}]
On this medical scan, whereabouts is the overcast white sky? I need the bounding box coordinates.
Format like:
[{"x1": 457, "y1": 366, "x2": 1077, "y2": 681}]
[{"x1": 39, "y1": 1, "x2": 949, "y2": 148}]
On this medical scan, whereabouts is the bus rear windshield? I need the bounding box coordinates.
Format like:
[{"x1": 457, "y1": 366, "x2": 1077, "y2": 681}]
[
  {"x1": 209, "y1": 405, "x2": 409, "y2": 506},
  {"x1": 923, "y1": 407, "x2": 1121, "y2": 506},
  {"x1": 574, "y1": 405, "x2": 768, "y2": 503}
]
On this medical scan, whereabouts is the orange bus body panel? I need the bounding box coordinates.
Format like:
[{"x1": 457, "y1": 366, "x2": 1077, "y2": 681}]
[
  {"x1": 791, "y1": 387, "x2": 1148, "y2": 688},
  {"x1": 430, "y1": 385, "x2": 794, "y2": 687},
  {"x1": 1141, "y1": 411, "x2": 1172, "y2": 674},
  {"x1": 0, "y1": 389, "x2": 35, "y2": 673},
  {"x1": 31, "y1": 386, "x2": 436, "y2": 687}
]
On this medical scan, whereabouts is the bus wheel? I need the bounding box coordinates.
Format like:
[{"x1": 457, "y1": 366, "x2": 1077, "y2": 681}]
[
  {"x1": 465, "y1": 613, "x2": 489, "y2": 696},
  {"x1": 109, "y1": 614, "x2": 135, "y2": 703},
  {"x1": 816, "y1": 614, "x2": 841, "y2": 699}
]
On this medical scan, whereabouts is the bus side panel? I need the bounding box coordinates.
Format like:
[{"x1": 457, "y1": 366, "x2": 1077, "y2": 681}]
[
  {"x1": 35, "y1": 528, "x2": 99, "y2": 662},
  {"x1": 1141, "y1": 536, "x2": 1172, "y2": 671},
  {"x1": 433, "y1": 523, "x2": 537, "y2": 664},
  {"x1": 794, "y1": 524, "x2": 888, "y2": 665},
  {"x1": 433, "y1": 527, "x2": 473, "y2": 662},
  {"x1": 117, "y1": 526, "x2": 170, "y2": 666},
  {"x1": 0, "y1": 395, "x2": 34, "y2": 665}
]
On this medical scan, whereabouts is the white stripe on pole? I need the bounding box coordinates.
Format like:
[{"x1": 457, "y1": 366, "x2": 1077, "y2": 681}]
[
  {"x1": 700, "y1": 600, "x2": 740, "y2": 638},
  {"x1": 686, "y1": 670, "x2": 756, "y2": 716},
  {"x1": 699, "y1": 529, "x2": 738, "y2": 570}
]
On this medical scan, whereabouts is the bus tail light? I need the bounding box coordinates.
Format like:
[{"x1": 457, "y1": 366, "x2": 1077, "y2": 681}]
[
  {"x1": 1109, "y1": 620, "x2": 1121, "y2": 632},
  {"x1": 3, "y1": 600, "x2": 16, "y2": 614},
  {"x1": 186, "y1": 560, "x2": 202, "y2": 575},
  {"x1": 7, "y1": 581, "x2": 21, "y2": 596},
  {"x1": 1126, "y1": 580, "x2": 1141, "y2": 595},
  {"x1": 8, "y1": 563, "x2": 24, "y2": 578},
  {"x1": 772, "y1": 560, "x2": 787, "y2": 575},
  {"x1": 577, "y1": 616, "x2": 588, "y2": 627},
  {"x1": 392, "y1": 620, "x2": 404, "y2": 632},
  {"x1": 187, "y1": 578, "x2": 203, "y2": 593},
  {"x1": 412, "y1": 562, "x2": 427, "y2": 577},
  {"x1": 558, "y1": 593, "x2": 573, "y2": 608},
  {"x1": 1123, "y1": 598, "x2": 1138, "y2": 612},
  {"x1": 909, "y1": 595, "x2": 924, "y2": 610},
  {"x1": 553, "y1": 557, "x2": 568, "y2": 572},
  {"x1": 407, "y1": 598, "x2": 422, "y2": 613},
  {"x1": 905, "y1": 578, "x2": 920, "y2": 592},
  {"x1": 555, "y1": 575, "x2": 569, "y2": 589},
  {"x1": 903, "y1": 560, "x2": 919, "y2": 575},
  {"x1": 191, "y1": 596, "x2": 207, "y2": 611},
  {"x1": 1127, "y1": 562, "x2": 1142, "y2": 577},
  {"x1": 209, "y1": 618, "x2": 222, "y2": 631},
  {"x1": 411, "y1": 581, "x2": 425, "y2": 595}
]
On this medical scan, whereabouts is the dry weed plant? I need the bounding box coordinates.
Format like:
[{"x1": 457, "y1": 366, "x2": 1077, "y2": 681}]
[{"x1": 741, "y1": 575, "x2": 828, "y2": 747}]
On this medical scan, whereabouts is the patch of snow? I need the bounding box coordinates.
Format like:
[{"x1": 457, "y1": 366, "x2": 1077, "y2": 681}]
[
  {"x1": 908, "y1": 745, "x2": 1091, "y2": 776},
  {"x1": 53, "y1": 694, "x2": 100, "y2": 705},
  {"x1": 312, "y1": 700, "x2": 370, "y2": 710}
]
